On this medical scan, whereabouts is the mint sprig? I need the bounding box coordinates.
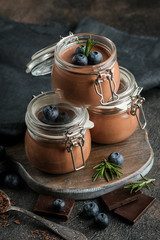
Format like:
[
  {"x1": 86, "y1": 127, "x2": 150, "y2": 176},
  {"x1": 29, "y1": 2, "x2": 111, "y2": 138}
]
[
  {"x1": 78, "y1": 35, "x2": 97, "y2": 57},
  {"x1": 124, "y1": 174, "x2": 155, "y2": 194},
  {"x1": 92, "y1": 159, "x2": 123, "y2": 182}
]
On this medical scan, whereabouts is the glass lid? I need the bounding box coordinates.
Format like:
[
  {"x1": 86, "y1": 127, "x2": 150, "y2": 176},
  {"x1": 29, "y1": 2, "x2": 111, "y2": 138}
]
[{"x1": 26, "y1": 43, "x2": 56, "y2": 76}]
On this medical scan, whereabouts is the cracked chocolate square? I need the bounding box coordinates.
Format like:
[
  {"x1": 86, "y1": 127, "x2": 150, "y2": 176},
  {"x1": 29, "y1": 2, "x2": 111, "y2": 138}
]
[
  {"x1": 101, "y1": 187, "x2": 142, "y2": 210},
  {"x1": 114, "y1": 193, "x2": 155, "y2": 223},
  {"x1": 33, "y1": 194, "x2": 75, "y2": 221}
]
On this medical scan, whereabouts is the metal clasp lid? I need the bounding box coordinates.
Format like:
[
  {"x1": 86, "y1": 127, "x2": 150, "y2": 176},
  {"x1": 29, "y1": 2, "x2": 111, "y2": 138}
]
[
  {"x1": 94, "y1": 69, "x2": 119, "y2": 106},
  {"x1": 26, "y1": 32, "x2": 77, "y2": 76},
  {"x1": 65, "y1": 128, "x2": 85, "y2": 171},
  {"x1": 130, "y1": 87, "x2": 147, "y2": 129}
]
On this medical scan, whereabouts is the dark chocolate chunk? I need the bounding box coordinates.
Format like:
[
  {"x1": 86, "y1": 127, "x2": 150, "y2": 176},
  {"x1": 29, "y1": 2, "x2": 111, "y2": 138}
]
[
  {"x1": 101, "y1": 187, "x2": 142, "y2": 210},
  {"x1": 33, "y1": 195, "x2": 75, "y2": 221},
  {"x1": 114, "y1": 194, "x2": 155, "y2": 223}
]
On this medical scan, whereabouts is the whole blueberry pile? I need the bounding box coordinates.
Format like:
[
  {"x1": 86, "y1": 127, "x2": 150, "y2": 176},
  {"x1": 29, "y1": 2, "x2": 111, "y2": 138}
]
[
  {"x1": 82, "y1": 201, "x2": 109, "y2": 229},
  {"x1": 72, "y1": 45, "x2": 103, "y2": 66},
  {"x1": 40, "y1": 105, "x2": 71, "y2": 125}
]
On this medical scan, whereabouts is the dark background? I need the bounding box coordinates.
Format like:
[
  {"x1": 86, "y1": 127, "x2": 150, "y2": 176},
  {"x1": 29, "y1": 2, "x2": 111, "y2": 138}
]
[{"x1": 0, "y1": 0, "x2": 160, "y2": 38}]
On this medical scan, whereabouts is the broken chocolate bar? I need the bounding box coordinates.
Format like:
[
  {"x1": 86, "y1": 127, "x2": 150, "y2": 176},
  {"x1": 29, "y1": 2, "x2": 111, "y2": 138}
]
[
  {"x1": 101, "y1": 187, "x2": 142, "y2": 210},
  {"x1": 34, "y1": 194, "x2": 75, "y2": 221},
  {"x1": 114, "y1": 193, "x2": 155, "y2": 223}
]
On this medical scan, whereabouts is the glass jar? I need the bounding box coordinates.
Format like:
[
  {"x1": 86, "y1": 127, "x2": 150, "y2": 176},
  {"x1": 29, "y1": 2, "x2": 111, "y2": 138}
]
[
  {"x1": 88, "y1": 67, "x2": 147, "y2": 144},
  {"x1": 26, "y1": 33, "x2": 120, "y2": 108},
  {"x1": 25, "y1": 91, "x2": 94, "y2": 174}
]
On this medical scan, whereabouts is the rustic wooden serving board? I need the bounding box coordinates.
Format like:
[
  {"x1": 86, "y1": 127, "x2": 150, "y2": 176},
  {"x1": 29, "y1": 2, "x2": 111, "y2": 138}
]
[{"x1": 6, "y1": 128, "x2": 153, "y2": 200}]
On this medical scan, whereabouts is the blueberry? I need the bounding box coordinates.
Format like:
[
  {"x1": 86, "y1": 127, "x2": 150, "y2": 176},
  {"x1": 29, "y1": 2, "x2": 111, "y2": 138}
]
[
  {"x1": 83, "y1": 201, "x2": 99, "y2": 218},
  {"x1": 0, "y1": 146, "x2": 6, "y2": 161},
  {"x1": 55, "y1": 111, "x2": 71, "y2": 123},
  {"x1": 4, "y1": 173, "x2": 20, "y2": 188},
  {"x1": 53, "y1": 199, "x2": 66, "y2": 212},
  {"x1": 42, "y1": 105, "x2": 59, "y2": 123},
  {"x1": 75, "y1": 45, "x2": 86, "y2": 55},
  {"x1": 95, "y1": 212, "x2": 109, "y2": 229},
  {"x1": 88, "y1": 51, "x2": 103, "y2": 65},
  {"x1": 72, "y1": 54, "x2": 88, "y2": 66},
  {"x1": 108, "y1": 152, "x2": 124, "y2": 166}
]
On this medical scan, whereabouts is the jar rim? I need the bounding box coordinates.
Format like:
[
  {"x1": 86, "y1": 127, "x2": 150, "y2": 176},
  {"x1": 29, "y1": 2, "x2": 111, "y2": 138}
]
[
  {"x1": 25, "y1": 91, "x2": 91, "y2": 140},
  {"x1": 54, "y1": 33, "x2": 117, "y2": 73}
]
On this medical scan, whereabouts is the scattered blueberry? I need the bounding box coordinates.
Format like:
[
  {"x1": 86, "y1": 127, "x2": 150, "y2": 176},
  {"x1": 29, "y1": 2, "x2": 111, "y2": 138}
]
[
  {"x1": 83, "y1": 201, "x2": 99, "y2": 218},
  {"x1": 0, "y1": 146, "x2": 6, "y2": 161},
  {"x1": 55, "y1": 111, "x2": 71, "y2": 123},
  {"x1": 75, "y1": 45, "x2": 86, "y2": 55},
  {"x1": 88, "y1": 51, "x2": 103, "y2": 65},
  {"x1": 94, "y1": 212, "x2": 109, "y2": 229},
  {"x1": 72, "y1": 54, "x2": 88, "y2": 66},
  {"x1": 42, "y1": 105, "x2": 59, "y2": 124},
  {"x1": 4, "y1": 173, "x2": 20, "y2": 188},
  {"x1": 108, "y1": 152, "x2": 124, "y2": 166},
  {"x1": 53, "y1": 199, "x2": 66, "y2": 212}
]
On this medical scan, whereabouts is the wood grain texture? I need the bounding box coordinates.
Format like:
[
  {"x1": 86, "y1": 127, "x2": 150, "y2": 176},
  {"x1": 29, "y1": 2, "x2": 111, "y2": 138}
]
[{"x1": 6, "y1": 127, "x2": 153, "y2": 200}]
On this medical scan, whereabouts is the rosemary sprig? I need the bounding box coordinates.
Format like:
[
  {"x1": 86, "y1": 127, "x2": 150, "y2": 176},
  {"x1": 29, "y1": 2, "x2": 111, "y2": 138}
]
[
  {"x1": 78, "y1": 35, "x2": 97, "y2": 57},
  {"x1": 124, "y1": 174, "x2": 155, "y2": 194},
  {"x1": 92, "y1": 159, "x2": 123, "y2": 182}
]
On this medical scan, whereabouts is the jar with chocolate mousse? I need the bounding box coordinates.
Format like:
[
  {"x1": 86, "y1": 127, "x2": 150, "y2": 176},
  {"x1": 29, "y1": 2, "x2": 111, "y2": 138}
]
[
  {"x1": 26, "y1": 33, "x2": 120, "y2": 108},
  {"x1": 88, "y1": 67, "x2": 147, "y2": 144},
  {"x1": 25, "y1": 91, "x2": 94, "y2": 174}
]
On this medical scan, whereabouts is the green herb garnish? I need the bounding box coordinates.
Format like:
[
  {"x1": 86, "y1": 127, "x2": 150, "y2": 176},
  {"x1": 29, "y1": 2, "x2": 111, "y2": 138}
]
[
  {"x1": 78, "y1": 35, "x2": 97, "y2": 57},
  {"x1": 124, "y1": 174, "x2": 155, "y2": 194},
  {"x1": 92, "y1": 159, "x2": 123, "y2": 182}
]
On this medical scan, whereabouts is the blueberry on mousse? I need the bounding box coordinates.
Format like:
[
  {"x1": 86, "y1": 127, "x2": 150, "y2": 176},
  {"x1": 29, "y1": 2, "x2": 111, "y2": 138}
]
[
  {"x1": 108, "y1": 152, "x2": 124, "y2": 166},
  {"x1": 94, "y1": 212, "x2": 109, "y2": 229},
  {"x1": 83, "y1": 201, "x2": 99, "y2": 218},
  {"x1": 72, "y1": 54, "x2": 88, "y2": 66},
  {"x1": 41, "y1": 105, "x2": 59, "y2": 124},
  {"x1": 88, "y1": 51, "x2": 103, "y2": 65},
  {"x1": 53, "y1": 199, "x2": 66, "y2": 212},
  {"x1": 72, "y1": 36, "x2": 103, "y2": 66},
  {"x1": 55, "y1": 111, "x2": 71, "y2": 123},
  {"x1": 75, "y1": 45, "x2": 86, "y2": 55}
]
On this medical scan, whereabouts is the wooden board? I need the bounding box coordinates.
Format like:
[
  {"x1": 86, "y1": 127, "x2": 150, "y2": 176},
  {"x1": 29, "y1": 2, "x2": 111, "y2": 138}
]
[{"x1": 6, "y1": 128, "x2": 154, "y2": 200}]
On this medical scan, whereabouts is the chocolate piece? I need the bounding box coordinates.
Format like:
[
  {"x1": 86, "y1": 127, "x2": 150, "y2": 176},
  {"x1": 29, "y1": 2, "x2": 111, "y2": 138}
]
[
  {"x1": 114, "y1": 194, "x2": 155, "y2": 223},
  {"x1": 34, "y1": 195, "x2": 75, "y2": 221},
  {"x1": 101, "y1": 187, "x2": 142, "y2": 210}
]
